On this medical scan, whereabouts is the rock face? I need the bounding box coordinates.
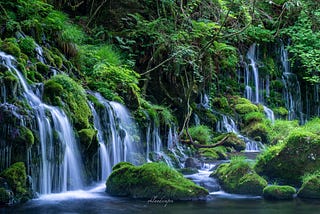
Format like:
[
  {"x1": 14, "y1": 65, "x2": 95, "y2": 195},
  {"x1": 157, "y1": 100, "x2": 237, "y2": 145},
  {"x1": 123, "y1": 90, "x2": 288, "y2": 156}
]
[
  {"x1": 298, "y1": 172, "x2": 320, "y2": 199},
  {"x1": 211, "y1": 157, "x2": 267, "y2": 195},
  {"x1": 255, "y1": 130, "x2": 320, "y2": 185},
  {"x1": 106, "y1": 162, "x2": 209, "y2": 200},
  {"x1": 263, "y1": 185, "x2": 296, "y2": 200}
]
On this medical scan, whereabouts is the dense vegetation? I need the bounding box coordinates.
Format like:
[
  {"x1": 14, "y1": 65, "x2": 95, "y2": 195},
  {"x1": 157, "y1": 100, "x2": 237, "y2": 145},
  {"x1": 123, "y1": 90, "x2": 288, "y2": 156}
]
[{"x1": 1, "y1": 0, "x2": 320, "y2": 204}]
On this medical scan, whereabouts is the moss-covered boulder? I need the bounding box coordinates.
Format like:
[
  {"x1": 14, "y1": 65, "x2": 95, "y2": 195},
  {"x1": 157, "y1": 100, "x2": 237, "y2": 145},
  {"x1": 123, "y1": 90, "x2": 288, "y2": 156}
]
[
  {"x1": 199, "y1": 146, "x2": 227, "y2": 161},
  {"x1": 0, "y1": 188, "x2": 11, "y2": 205},
  {"x1": 211, "y1": 156, "x2": 267, "y2": 195},
  {"x1": 255, "y1": 129, "x2": 320, "y2": 185},
  {"x1": 263, "y1": 185, "x2": 296, "y2": 200},
  {"x1": 298, "y1": 172, "x2": 320, "y2": 199},
  {"x1": 43, "y1": 74, "x2": 91, "y2": 130},
  {"x1": 219, "y1": 133, "x2": 246, "y2": 151},
  {"x1": 106, "y1": 162, "x2": 209, "y2": 200},
  {"x1": 244, "y1": 122, "x2": 270, "y2": 143},
  {"x1": 0, "y1": 162, "x2": 27, "y2": 195}
]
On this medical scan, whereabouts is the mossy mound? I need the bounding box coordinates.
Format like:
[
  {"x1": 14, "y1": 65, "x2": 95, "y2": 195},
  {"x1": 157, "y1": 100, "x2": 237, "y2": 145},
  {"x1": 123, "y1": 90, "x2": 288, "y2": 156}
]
[
  {"x1": 199, "y1": 146, "x2": 227, "y2": 161},
  {"x1": 219, "y1": 133, "x2": 246, "y2": 151},
  {"x1": 255, "y1": 130, "x2": 320, "y2": 185},
  {"x1": 43, "y1": 74, "x2": 91, "y2": 130},
  {"x1": 106, "y1": 162, "x2": 209, "y2": 200},
  {"x1": 263, "y1": 185, "x2": 296, "y2": 200},
  {"x1": 298, "y1": 172, "x2": 320, "y2": 199},
  {"x1": 0, "y1": 162, "x2": 27, "y2": 195},
  {"x1": 211, "y1": 156, "x2": 267, "y2": 195},
  {"x1": 244, "y1": 122, "x2": 269, "y2": 143},
  {"x1": 0, "y1": 188, "x2": 11, "y2": 205}
]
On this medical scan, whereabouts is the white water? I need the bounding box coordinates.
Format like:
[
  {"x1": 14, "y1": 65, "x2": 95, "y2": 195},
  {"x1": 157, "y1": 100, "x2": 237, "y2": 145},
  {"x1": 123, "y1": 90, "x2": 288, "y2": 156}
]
[
  {"x1": 280, "y1": 43, "x2": 303, "y2": 121},
  {"x1": 245, "y1": 44, "x2": 275, "y2": 123},
  {"x1": 0, "y1": 51, "x2": 84, "y2": 194},
  {"x1": 90, "y1": 92, "x2": 141, "y2": 178},
  {"x1": 216, "y1": 115, "x2": 263, "y2": 152}
]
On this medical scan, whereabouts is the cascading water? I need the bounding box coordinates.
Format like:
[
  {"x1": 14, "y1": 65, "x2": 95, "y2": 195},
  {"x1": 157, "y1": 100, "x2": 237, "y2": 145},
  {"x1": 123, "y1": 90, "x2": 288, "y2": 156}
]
[
  {"x1": 280, "y1": 43, "x2": 303, "y2": 122},
  {"x1": 216, "y1": 115, "x2": 263, "y2": 152},
  {"x1": 0, "y1": 51, "x2": 84, "y2": 194},
  {"x1": 89, "y1": 92, "x2": 141, "y2": 179},
  {"x1": 88, "y1": 101, "x2": 111, "y2": 181},
  {"x1": 245, "y1": 44, "x2": 275, "y2": 123}
]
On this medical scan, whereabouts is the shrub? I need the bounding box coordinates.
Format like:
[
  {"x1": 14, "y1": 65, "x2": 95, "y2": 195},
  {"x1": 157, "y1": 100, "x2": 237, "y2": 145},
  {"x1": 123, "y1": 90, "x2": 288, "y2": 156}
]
[{"x1": 188, "y1": 125, "x2": 212, "y2": 144}]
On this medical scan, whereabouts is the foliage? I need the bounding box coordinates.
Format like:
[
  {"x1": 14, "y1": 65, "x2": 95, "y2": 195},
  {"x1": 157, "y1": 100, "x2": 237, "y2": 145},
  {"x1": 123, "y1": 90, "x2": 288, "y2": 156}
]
[
  {"x1": 18, "y1": 36, "x2": 36, "y2": 56},
  {"x1": 199, "y1": 146, "x2": 227, "y2": 160},
  {"x1": 106, "y1": 162, "x2": 209, "y2": 200},
  {"x1": 187, "y1": 125, "x2": 212, "y2": 145},
  {"x1": 268, "y1": 120, "x2": 299, "y2": 144}
]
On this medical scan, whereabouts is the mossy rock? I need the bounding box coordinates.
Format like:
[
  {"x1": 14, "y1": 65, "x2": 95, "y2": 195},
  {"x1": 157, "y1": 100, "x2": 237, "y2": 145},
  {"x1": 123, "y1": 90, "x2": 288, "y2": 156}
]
[
  {"x1": 106, "y1": 162, "x2": 209, "y2": 200},
  {"x1": 255, "y1": 130, "x2": 320, "y2": 185},
  {"x1": 211, "y1": 156, "x2": 267, "y2": 195},
  {"x1": 43, "y1": 75, "x2": 91, "y2": 130},
  {"x1": 199, "y1": 146, "x2": 227, "y2": 161},
  {"x1": 12, "y1": 127, "x2": 35, "y2": 147},
  {"x1": 263, "y1": 185, "x2": 296, "y2": 200},
  {"x1": 1, "y1": 38, "x2": 21, "y2": 57},
  {"x1": 298, "y1": 172, "x2": 320, "y2": 199},
  {"x1": 221, "y1": 133, "x2": 246, "y2": 151},
  {"x1": 178, "y1": 168, "x2": 199, "y2": 175},
  {"x1": 273, "y1": 107, "x2": 288, "y2": 118},
  {"x1": 244, "y1": 112, "x2": 265, "y2": 125},
  {"x1": 19, "y1": 36, "x2": 36, "y2": 57},
  {"x1": 244, "y1": 122, "x2": 269, "y2": 143},
  {"x1": 235, "y1": 103, "x2": 258, "y2": 114},
  {"x1": 0, "y1": 162, "x2": 27, "y2": 195},
  {"x1": 36, "y1": 62, "x2": 50, "y2": 76},
  {"x1": 0, "y1": 188, "x2": 11, "y2": 205},
  {"x1": 187, "y1": 125, "x2": 212, "y2": 145},
  {"x1": 78, "y1": 128, "x2": 97, "y2": 147}
]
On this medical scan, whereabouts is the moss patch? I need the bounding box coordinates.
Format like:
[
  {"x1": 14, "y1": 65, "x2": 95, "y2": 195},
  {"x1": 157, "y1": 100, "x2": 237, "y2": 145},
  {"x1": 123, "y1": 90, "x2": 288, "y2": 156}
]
[
  {"x1": 106, "y1": 162, "x2": 209, "y2": 200},
  {"x1": 0, "y1": 162, "x2": 27, "y2": 195},
  {"x1": 43, "y1": 74, "x2": 91, "y2": 130},
  {"x1": 263, "y1": 185, "x2": 296, "y2": 200},
  {"x1": 298, "y1": 172, "x2": 320, "y2": 199}
]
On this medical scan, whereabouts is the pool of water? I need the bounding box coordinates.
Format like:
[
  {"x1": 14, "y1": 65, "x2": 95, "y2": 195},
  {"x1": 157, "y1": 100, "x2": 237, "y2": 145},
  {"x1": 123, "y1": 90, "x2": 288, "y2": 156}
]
[{"x1": 2, "y1": 190, "x2": 320, "y2": 214}]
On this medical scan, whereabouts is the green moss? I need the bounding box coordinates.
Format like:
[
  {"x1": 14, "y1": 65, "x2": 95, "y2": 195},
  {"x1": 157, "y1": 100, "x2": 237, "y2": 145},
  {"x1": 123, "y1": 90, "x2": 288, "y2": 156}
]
[
  {"x1": 263, "y1": 185, "x2": 296, "y2": 200},
  {"x1": 269, "y1": 120, "x2": 299, "y2": 144},
  {"x1": 36, "y1": 62, "x2": 50, "y2": 76},
  {"x1": 188, "y1": 125, "x2": 212, "y2": 145},
  {"x1": 212, "y1": 97, "x2": 230, "y2": 112},
  {"x1": 235, "y1": 103, "x2": 258, "y2": 114},
  {"x1": 298, "y1": 171, "x2": 320, "y2": 199},
  {"x1": 0, "y1": 188, "x2": 11, "y2": 205},
  {"x1": 244, "y1": 112, "x2": 265, "y2": 125},
  {"x1": 211, "y1": 156, "x2": 267, "y2": 195},
  {"x1": 19, "y1": 36, "x2": 36, "y2": 56},
  {"x1": 0, "y1": 162, "x2": 27, "y2": 194},
  {"x1": 106, "y1": 162, "x2": 209, "y2": 200},
  {"x1": 255, "y1": 129, "x2": 320, "y2": 185},
  {"x1": 244, "y1": 122, "x2": 270, "y2": 143},
  {"x1": 217, "y1": 133, "x2": 246, "y2": 151},
  {"x1": 1, "y1": 38, "x2": 21, "y2": 57},
  {"x1": 199, "y1": 146, "x2": 227, "y2": 160},
  {"x1": 78, "y1": 128, "x2": 97, "y2": 147},
  {"x1": 273, "y1": 107, "x2": 289, "y2": 117},
  {"x1": 43, "y1": 75, "x2": 91, "y2": 130}
]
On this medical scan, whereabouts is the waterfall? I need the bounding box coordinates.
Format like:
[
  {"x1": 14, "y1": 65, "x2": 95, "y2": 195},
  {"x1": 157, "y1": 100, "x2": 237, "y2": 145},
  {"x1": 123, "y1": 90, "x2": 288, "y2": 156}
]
[
  {"x1": 245, "y1": 44, "x2": 275, "y2": 123},
  {"x1": 88, "y1": 102, "x2": 111, "y2": 181},
  {"x1": 216, "y1": 115, "x2": 263, "y2": 152},
  {"x1": 89, "y1": 92, "x2": 141, "y2": 179},
  {"x1": 0, "y1": 51, "x2": 84, "y2": 194},
  {"x1": 280, "y1": 43, "x2": 303, "y2": 121}
]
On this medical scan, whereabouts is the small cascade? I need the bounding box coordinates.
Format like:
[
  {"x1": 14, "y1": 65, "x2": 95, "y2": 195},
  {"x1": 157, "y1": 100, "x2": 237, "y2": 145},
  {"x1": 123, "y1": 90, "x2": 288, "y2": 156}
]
[
  {"x1": 245, "y1": 44, "x2": 275, "y2": 123},
  {"x1": 146, "y1": 122, "x2": 174, "y2": 167},
  {"x1": 167, "y1": 127, "x2": 187, "y2": 167},
  {"x1": 280, "y1": 43, "x2": 303, "y2": 121},
  {"x1": 216, "y1": 115, "x2": 263, "y2": 152},
  {"x1": 0, "y1": 51, "x2": 84, "y2": 194},
  {"x1": 185, "y1": 163, "x2": 221, "y2": 193},
  {"x1": 193, "y1": 113, "x2": 201, "y2": 126},
  {"x1": 247, "y1": 43, "x2": 260, "y2": 103},
  {"x1": 35, "y1": 44, "x2": 46, "y2": 64},
  {"x1": 89, "y1": 92, "x2": 142, "y2": 179},
  {"x1": 88, "y1": 102, "x2": 111, "y2": 181},
  {"x1": 199, "y1": 92, "x2": 210, "y2": 109}
]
